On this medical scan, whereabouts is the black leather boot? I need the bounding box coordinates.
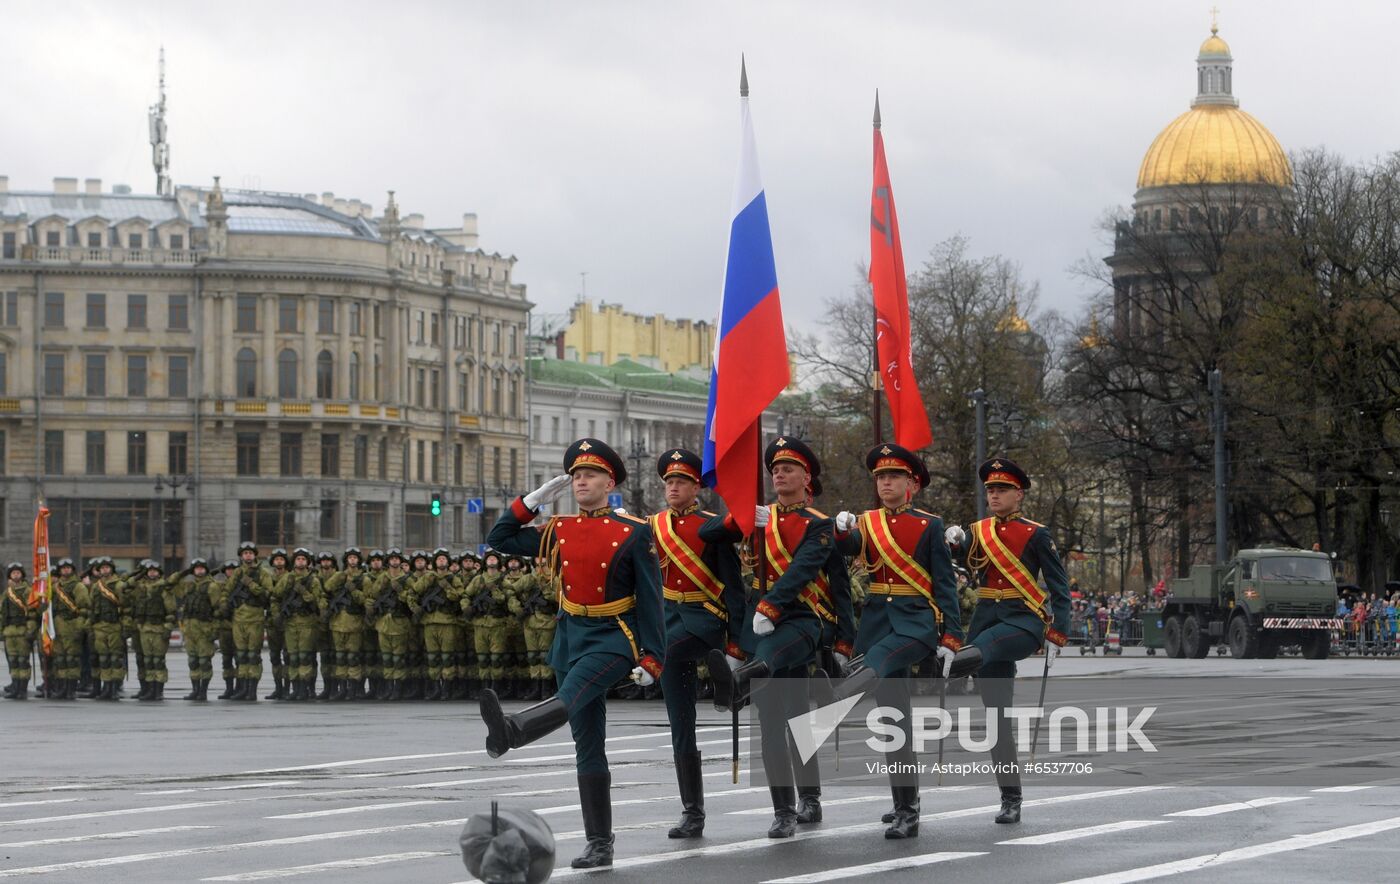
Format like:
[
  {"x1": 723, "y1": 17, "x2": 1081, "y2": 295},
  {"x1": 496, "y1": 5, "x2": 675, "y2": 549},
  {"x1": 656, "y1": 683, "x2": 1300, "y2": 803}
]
[
  {"x1": 316, "y1": 678, "x2": 332, "y2": 701},
  {"x1": 767, "y1": 786, "x2": 798, "y2": 838},
  {"x1": 266, "y1": 676, "x2": 285, "y2": 700},
  {"x1": 707, "y1": 649, "x2": 768, "y2": 712},
  {"x1": 833, "y1": 662, "x2": 878, "y2": 703},
  {"x1": 949, "y1": 645, "x2": 984, "y2": 679},
  {"x1": 996, "y1": 786, "x2": 1023, "y2": 823},
  {"x1": 668, "y1": 751, "x2": 705, "y2": 838},
  {"x1": 885, "y1": 785, "x2": 920, "y2": 838},
  {"x1": 387, "y1": 679, "x2": 402, "y2": 701},
  {"x1": 425, "y1": 678, "x2": 441, "y2": 701},
  {"x1": 480, "y1": 690, "x2": 569, "y2": 759},
  {"x1": 796, "y1": 789, "x2": 822, "y2": 824},
  {"x1": 570, "y1": 773, "x2": 614, "y2": 868},
  {"x1": 218, "y1": 677, "x2": 237, "y2": 700},
  {"x1": 12, "y1": 678, "x2": 28, "y2": 700},
  {"x1": 244, "y1": 677, "x2": 261, "y2": 701},
  {"x1": 104, "y1": 679, "x2": 121, "y2": 700},
  {"x1": 136, "y1": 679, "x2": 153, "y2": 701}
]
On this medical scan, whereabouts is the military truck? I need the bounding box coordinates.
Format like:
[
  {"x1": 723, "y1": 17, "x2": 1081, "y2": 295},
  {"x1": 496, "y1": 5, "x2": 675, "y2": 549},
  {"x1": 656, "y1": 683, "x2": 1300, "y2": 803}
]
[{"x1": 1161, "y1": 548, "x2": 1338, "y2": 660}]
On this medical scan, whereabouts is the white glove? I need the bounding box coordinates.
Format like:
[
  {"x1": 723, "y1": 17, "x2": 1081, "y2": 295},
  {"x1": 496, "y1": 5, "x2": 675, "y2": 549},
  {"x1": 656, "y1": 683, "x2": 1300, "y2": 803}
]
[
  {"x1": 629, "y1": 666, "x2": 655, "y2": 687},
  {"x1": 753, "y1": 505, "x2": 770, "y2": 528},
  {"x1": 724, "y1": 654, "x2": 744, "y2": 673},
  {"x1": 523, "y1": 474, "x2": 572, "y2": 510},
  {"x1": 835, "y1": 511, "x2": 856, "y2": 533},
  {"x1": 752, "y1": 611, "x2": 775, "y2": 635},
  {"x1": 613, "y1": 508, "x2": 627, "y2": 515},
  {"x1": 1044, "y1": 641, "x2": 1060, "y2": 670},
  {"x1": 935, "y1": 644, "x2": 956, "y2": 678},
  {"x1": 833, "y1": 651, "x2": 850, "y2": 672},
  {"x1": 945, "y1": 525, "x2": 966, "y2": 547}
]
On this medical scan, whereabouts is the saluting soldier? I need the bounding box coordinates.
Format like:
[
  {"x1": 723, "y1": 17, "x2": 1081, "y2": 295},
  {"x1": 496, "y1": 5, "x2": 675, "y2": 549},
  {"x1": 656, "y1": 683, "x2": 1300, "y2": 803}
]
[
  {"x1": 86, "y1": 557, "x2": 128, "y2": 701},
  {"x1": 2, "y1": 563, "x2": 38, "y2": 700},
  {"x1": 410, "y1": 549, "x2": 465, "y2": 701},
  {"x1": 48, "y1": 558, "x2": 87, "y2": 700},
  {"x1": 172, "y1": 558, "x2": 219, "y2": 701},
  {"x1": 831, "y1": 443, "x2": 970, "y2": 839},
  {"x1": 649, "y1": 447, "x2": 745, "y2": 839},
  {"x1": 479, "y1": 438, "x2": 665, "y2": 870},
  {"x1": 126, "y1": 559, "x2": 178, "y2": 702},
  {"x1": 262, "y1": 548, "x2": 291, "y2": 699},
  {"x1": 225, "y1": 542, "x2": 269, "y2": 701},
  {"x1": 944, "y1": 457, "x2": 1072, "y2": 825},
  {"x1": 705, "y1": 437, "x2": 856, "y2": 839},
  {"x1": 213, "y1": 559, "x2": 240, "y2": 700}
]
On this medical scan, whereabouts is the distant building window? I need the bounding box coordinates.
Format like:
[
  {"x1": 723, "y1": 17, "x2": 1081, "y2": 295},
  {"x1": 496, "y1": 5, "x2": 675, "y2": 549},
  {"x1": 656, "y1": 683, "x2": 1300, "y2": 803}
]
[
  {"x1": 168, "y1": 294, "x2": 189, "y2": 330},
  {"x1": 321, "y1": 433, "x2": 340, "y2": 477},
  {"x1": 236, "y1": 432, "x2": 260, "y2": 476},
  {"x1": 348, "y1": 352, "x2": 360, "y2": 400},
  {"x1": 318, "y1": 298, "x2": 335, "y2": 334},
  {"x1": 458, "y1": 372, "x2": 469, "y2": 411},
  {"x1": 416, "y1": 439, "x2": 426, "y2": 482},
  {"x1": 127, "y1": 294, "x2": 147, "y2": 329},
  {"x1": 44, "y1": 292, "x2": 64, "y2": 327},
  {"x1": 85, "y1": 431, "x2": 106, "y2": 475},
  {"x1": 278, "y1": 349, "x2": 298, "y2": 398},
  {"x1": 357, "y1": 502, "x2": 387, "y2": 548},
  {"x1": 415, "y1": 311, "x2": 425, "y2": 344},
  {"x1": 415, "y1": 367, "x2": 426, "y2": 407},
  {"x1": 279, "y1": 296, "x2": 298, "y2": 332},
  {"x1": 431, "y1": 441, "x2": 440, "y2": 483},
  {"x1": 509, "y1": 377, "x2": 519, "y2": 416},
  {"x1": 126, "y1": 353, "x2": 147, "y2": 397},
  {"x1": 46, "y1": 230, "x2": 61, "y2": 247},
  {"x1": 316, "y1": 350, "x2": 334, "y2": 399},
  {"x1": 492, "y1": 374, "x2": 502, "y2": 414},
  {"x1": 236, "y1": 294, "x2": 257, "y2": 332},
  {"x1": 127, "y1": 431, "x2": 147, "y2": 475},
  {"x1": 86, "y1": 292, "x2": 106, "y2": 328},
  {"x1": 430, "y1": 369, "x2": 440, "y2": 409},
  {"x1": 87, "y1": 231, "x2": 103, "y2": 248},
  {"x1": 349, "y1": 302, "x2": 362, "y2": 336},
  {"x1": 454, "y1": 443, "x2": 463, "y2": 486},
  {"x1": 353, "y1": 435, "x2": 369, "y2": 479},
  {"x1": 44, "y1": 431, "x2": 64, "y2": 474},
  {"x1": 404, "y1": 504, "x2": 432, "y2": 549},
  {"x1": 373, "y1": 354, "x2": 381, "y2": 400},
  {"x1": 239, "y1": 500, "x2": 294, "y2": 547},
  {"x1": 127, "y1": 232, "x2": 143, "y2": 249},
  {"x1": 430, "y1": 313, "x2": 440, "y2": 346},
  {"x1": 85, "y1": 353, "x2": 106, "y2": 397},
  {"x1": 0, "y1": 353, "x2": 6, "y2": 395},
  {"x1": 373, "y1": 303, "x2": 382, "y2": 338},
  {"x1": 169, "y1": 431, "x2": 188, "y2": 474},
  {"x1": 2, "y1": 232, "x2": 15, "y2": 259},
  {"x1": 280, "y1": 432, "x2": 303, "y2": 477},
  {"x1": 236, "y1": 347, "x2": 257, "y2": 397},
  {"x1": 377, "y1": 436, "x2": 388, "y2": 480},
  {"x1": 168, "y1": 355, "x2": 189, "y2": 398},
  {"x1": 169, "y1": 233, "x2": 184, "y2": 250},
  {"x1": 44, "y1": 353, "x2": 64, "y2": 396},
  {"x1": 2, "y1": 291, "x2": 16, "y2": 326},
  {"x1": 319, "y1": 499, "x2": 340, "y2": 538}
]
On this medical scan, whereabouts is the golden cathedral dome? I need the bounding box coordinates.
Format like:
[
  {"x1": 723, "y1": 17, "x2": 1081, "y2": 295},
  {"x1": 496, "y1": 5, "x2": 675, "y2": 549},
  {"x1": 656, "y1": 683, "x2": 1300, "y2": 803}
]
[{"x1": 1136, "y1": 24, "x2": 1292, "y2": 191}]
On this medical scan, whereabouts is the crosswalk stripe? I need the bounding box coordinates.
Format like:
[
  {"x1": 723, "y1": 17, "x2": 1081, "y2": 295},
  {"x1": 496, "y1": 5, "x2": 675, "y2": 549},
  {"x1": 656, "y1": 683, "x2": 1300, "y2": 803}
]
[
  {"x1": 1062, "y1": 815, "x2": 1400, "y2": 884},
  {"x1": 0, "y1": 826, "x2": 215, "y2": 849},
  {"x1": 1165, "y1": 796, "x2": 1308, "y2": 817},
  {"x1": 201, "y1": 851, "x2": 455, "y2": 881},
  {"x1": 265, "y1": 800, "x2": 441, "y2": 820},
  {"x1": 1312, "y1": 785, "x2": 1373, "y2": 793},
  {"x1": 0, "y1": 799, "x2": 80, "y2": 810},
  {"x1": 0, "y1": 801, "x2": 227, "y2": 828},
  {"x1": 759, "y1": 852, "x2": 986, "y2": 883},
  {"x1": 999, "y1": 819, "x2": 1169, "y2": 845},
  {"x1": 143, "y1": 781, "x2": 304, "y2": 796}
]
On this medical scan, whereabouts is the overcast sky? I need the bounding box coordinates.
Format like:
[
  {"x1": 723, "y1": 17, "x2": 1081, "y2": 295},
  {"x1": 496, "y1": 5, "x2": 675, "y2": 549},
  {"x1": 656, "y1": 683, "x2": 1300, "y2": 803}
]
[{"x1": 6, "y1": 1, "x2": 1399, "y2": 334}]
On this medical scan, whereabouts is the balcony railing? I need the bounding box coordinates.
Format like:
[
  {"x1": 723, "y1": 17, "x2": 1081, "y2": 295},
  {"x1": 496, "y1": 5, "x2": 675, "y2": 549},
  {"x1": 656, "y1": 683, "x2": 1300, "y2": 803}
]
[{"x1": 12, "y1": 245, "x2": 199, "y2": 266}]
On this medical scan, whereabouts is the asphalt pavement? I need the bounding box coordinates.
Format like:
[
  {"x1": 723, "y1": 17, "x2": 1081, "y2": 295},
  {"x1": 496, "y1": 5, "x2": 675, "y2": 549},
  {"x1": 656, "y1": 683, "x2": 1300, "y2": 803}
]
[{"x1": 2, "y1": 650, "x2": 1398, "y2": 883}]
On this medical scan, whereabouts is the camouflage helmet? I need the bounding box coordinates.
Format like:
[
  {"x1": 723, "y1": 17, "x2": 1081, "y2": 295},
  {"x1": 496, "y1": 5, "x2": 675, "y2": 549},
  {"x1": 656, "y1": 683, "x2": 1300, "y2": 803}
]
[
  {"x1": 367, "y1": 549, "x2": 386, "y2": 562},
  {"x1": 238, "y1": 541, "x2": 258, "y2": 554},
  {"x1": 269, "y1": 548, "x2": 289, "y2": 565},
  {"x1": 410, "y1": 549, "x2": 429, "y2": 564},
  {"x1": 140, "y1": 558, "x2": 162, "y2": 573},
  {"x1": 5, "y1": 561, "x2": 24, "y2": 579},
  {"x1": 189, "y1": 557, "x2": 210, "y2": 571},
  {"x1": 482, "y1": 550, "x2": 503, "y2": 568},
  {"x1": 343, "y1": 547, "x2": 363, "y2": 565},
  {"x1": 55, "y1": 557, "x2": 75, "y2": 571},
  {"x1": 292, "y1": 547, "x2": 313, "y2": 564},
  {"x1": 316, "y1": 550, "x2": 336, "y2": 565},
  {"x1": 221, "y1": 559, "x2": 239, "y2": 572},
  {"x1": 386, "y1": 546, "x2": 404, "y2": 560}
]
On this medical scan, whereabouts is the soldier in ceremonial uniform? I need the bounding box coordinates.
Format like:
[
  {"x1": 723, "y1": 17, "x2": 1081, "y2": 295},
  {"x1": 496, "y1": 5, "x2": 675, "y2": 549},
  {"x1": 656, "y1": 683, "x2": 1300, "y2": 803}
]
[
  {"x1": 2, "y1": 563, "x2": 38, "y2": 700},
  {"x1": 262, "y1": 549, "x2": 291, "y2": 699},
  {"x1": 479, "y1": 438, "x2": 665, "y2": 869},
  {"x1": 48, "y1": 558, "x2": 86, "y2": 700},
  {"x1": 226, "y1": 542, "x2": 269, "y2": 701},
  {"x1": 705, "y1": 437, "x2": 856, "y2": 838},
  {"x1": 832, "y1": 443, "x2": 970, "y2": 838},
  {"x1": 650, "y1": 447, "x2": 745, "y2": 839},
  {"x1": 944, "y1": 457, "x2": 1072, "y2": 824}
]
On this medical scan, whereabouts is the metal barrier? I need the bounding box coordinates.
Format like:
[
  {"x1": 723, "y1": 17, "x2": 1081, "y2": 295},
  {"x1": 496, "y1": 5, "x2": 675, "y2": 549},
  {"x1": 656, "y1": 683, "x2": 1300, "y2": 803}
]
[{"x1": 1333, "y1": 619, "x2": 1399, "y2": 657}]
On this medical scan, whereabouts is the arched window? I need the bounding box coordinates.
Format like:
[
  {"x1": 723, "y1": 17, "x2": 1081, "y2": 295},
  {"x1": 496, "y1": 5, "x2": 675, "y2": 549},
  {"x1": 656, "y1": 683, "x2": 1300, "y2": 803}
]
[
  {"x1": 235, "y1": 347, "x2": 257, "y2": 398},
  {"x1": 278, "y1": 349, "x2": 299, "y2": 398},
  {"x1": 316, "y1": 350, "x2": 334, "y2": 399},
  {"x1": 348, "y1": 352, "x2": 360, "y2": 401}
]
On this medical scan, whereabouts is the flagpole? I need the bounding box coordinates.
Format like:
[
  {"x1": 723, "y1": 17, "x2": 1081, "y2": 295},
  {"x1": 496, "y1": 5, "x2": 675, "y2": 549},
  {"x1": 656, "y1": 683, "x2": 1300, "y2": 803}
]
[{"x1": 871, "y1": 91, "x2": 884, "y2": 448}]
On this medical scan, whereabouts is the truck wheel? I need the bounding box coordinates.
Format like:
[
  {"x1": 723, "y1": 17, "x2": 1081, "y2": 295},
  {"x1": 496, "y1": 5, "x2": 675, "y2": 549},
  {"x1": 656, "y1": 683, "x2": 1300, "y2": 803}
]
[
  {"x1": 1258, "y1": 635, "x2": 1279, "y2": 659},
  {"x1": 1301, "y1": 631, "x2": 1330, "y2": 660},
  {"x1": 1164, "y1": 615, "x2": 1186, "y2": 659},
  {"x1": 1228, "y1": 616, "x2": 1258, "y2": 659},
  {"x1": 1183, "y1": 615, "x2": 1210, "y2": 658}
]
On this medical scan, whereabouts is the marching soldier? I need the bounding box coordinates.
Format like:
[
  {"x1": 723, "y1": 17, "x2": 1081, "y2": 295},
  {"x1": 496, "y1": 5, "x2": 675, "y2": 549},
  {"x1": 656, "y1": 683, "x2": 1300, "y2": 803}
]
[
  {"x1": 225, "y1": 542, "x2": 269, "y2": 701},
  {"x1": 319, "y1": 548, "x2": 370, "y2": 701},
  {"x1": 48, "y1": 558, "x2": 87, "y2": 700},
  {"x1": 479, "y1": 438, "x2": 665, "y2": 869},
  {"x1": 831, "y1": 443, "x2": 969, "y2": 838},
  {"x1": 86, "y1": 557, "x2": 127, "y2": 700},
  {"x1": 127, "y1": 559, "x2": 177, "y2": 701},
  {"x1": 262, "y1": 548, "x2": 291, "y2": 699},
  {"x1": 705, "y1": 437, "x2": 856, "y2": 838},
  {"x1": 944, "y1": 457, "x2": 1072, "y2": 824},
  {"x1": 2, "y1": 563, "x2": 38, "y2": 700},
  {"x1": 173, "y1": 558, "x2": 219, "y2": 701},
  {"x1": 649, "y1": 448, "x2": 745, "y2": 839},
  {"x1": 410, "y1": 549, "x2": 465, "y2": 701},
  {"x1": 368, "y1": 549, "x2": 415, "y2": 700},
  {"x1": 272, "y1": 549, "x2": 323, "y2": 701},
  {"x1": 213, "y1": 559, "x2": 240, "y2": 700},
  {"x1": 463, "y1": 552, "x2": 510, "y2": 697}
]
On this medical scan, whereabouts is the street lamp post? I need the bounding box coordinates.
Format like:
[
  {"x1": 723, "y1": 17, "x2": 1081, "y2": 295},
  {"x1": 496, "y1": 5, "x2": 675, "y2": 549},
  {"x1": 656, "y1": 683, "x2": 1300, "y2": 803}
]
[
  {"x1": 1117, "y1": 524, "x2": 1129, "y2": 596},
  {"x1": 627, "y1": 441, "x2": 649, "y2": 514},
  {"x1": 153, "y1": 474, "x2": 195, "y2": 570}
]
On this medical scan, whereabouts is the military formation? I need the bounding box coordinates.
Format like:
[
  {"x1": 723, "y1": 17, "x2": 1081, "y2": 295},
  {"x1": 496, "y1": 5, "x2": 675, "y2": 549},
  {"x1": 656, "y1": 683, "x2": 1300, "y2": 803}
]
[
  {"x1": 2, "y1": 543, "x2": 560, "y2": 705},
  {"x1": 476, "y1": 436, "x2": 1070, "y2": 869}
]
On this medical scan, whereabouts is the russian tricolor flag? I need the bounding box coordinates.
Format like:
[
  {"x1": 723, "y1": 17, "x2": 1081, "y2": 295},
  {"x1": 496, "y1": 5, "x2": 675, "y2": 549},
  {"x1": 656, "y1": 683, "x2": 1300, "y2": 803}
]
[{"x1": 702, "y1": 60, "x2": 790, "y2": 536}]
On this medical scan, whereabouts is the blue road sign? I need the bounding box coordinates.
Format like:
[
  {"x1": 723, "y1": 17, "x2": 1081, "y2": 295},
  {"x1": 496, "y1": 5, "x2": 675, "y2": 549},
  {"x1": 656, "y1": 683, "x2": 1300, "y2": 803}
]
[
  {"x1": 607, "y1": 492, "x2": 624, "y2": 509},
  {"x1": 477, "y1": 543, "x2": 490, "y2": 556},
  {"x1": 466, "y1": 498, "x2": 485, "y2": 513}
]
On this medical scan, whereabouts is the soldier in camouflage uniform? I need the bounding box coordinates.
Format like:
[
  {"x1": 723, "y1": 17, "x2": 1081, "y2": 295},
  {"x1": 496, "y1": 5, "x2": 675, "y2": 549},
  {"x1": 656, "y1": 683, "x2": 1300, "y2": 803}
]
[
  {"x1": 463, "y1": 551, "x2": 510, "y2": 697},
  {"x1": 213, "y1": 559, "x2": 239, "y2": 699},
  {"x1": 2, "y1": 563, "x2": 38, "y2": 700},
  {"x1": 319, "y1": 547, "x2": 370, "y2": 701},
  {"x1": 47, "y1": 558, "x2": 87, "y2": 700},
  {"x1": 361, "y1": 550, "x2": 387, "y2": 698},
  {"x1": 225, "y1": 542, "x2": 269, "y2": 701},
  {"x1": 510, "y1": 556, "x2": 558, "y2": 702},
  {"x1": 313, "y1": 552, "x2": 338, "y2": 699},
  {"x1": 272, "y1": 549, "x2": 324, "y2": 701},
  {"x1": 458, "y1": 552, "x2": 482, "y2": 698},
  {"x1": 262, "y1": 549, "x2": 291, "y2": 700},
  {"x1": 126, "y1": 559, "x2": 177, "y2": 701},
  {"x1": 172, "y1": 558, "x2": 219, "y2": 701},
  {"x1": 501, "y1": 555, "x2": 532, "y2": 698},
  {"x1": 368, "y1": 549, "x2": 415, "y2": 700},
  {"x1": 85, "y1": 557, "x2": 128, "y2": 700},
  {"x1": 403, "y1": 550, "x2": 431, "y2": 699},
  {"x1": 410, "y1": 549, "x2": 465, "y2": 701}
]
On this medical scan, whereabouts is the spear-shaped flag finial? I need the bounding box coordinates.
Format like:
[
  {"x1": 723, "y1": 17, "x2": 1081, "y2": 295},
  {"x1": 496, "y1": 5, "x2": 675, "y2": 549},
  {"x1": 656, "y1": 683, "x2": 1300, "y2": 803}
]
[
  {"x1": 873, "y1": 89, "x2": 882, "y2": 130},
  {"x1": 740, "y1": 54, "x2": 749, "y2": 98}
]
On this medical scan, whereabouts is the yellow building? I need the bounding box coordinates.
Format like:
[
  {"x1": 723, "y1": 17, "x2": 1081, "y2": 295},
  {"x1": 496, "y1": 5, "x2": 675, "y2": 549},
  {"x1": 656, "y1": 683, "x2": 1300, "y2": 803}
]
[{"x1": 562, "y1": 299, "x2": 714, "y2": 373}]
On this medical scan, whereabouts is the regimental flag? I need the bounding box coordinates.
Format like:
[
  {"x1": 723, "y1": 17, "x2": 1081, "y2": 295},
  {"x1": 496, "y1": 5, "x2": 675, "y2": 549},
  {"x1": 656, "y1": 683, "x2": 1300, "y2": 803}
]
[
  {"x1": 31, "y1": 503, "x2": 54, "y2": 654},
  {"x1": 869, "y1": 95, "x2": 932, "y2": 450},
  {"x1": 702, "y1": 59, "x2": 790, "y2": 536}
]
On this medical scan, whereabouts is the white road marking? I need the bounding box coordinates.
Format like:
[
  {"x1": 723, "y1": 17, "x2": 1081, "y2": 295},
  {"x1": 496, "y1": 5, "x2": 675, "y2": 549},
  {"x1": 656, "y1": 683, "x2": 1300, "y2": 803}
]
[
  {"x1": 202, "y1": 851, "x2": 455, "y2": 881},
  {"x1": 265, "y1": 800, "x2": 441, "y2": 820},
  {"x1": 760, "y1": 852, "x2": 986, "y2": 883},
  {"x1": 0, "y1": 826, "x2": 215, "y2": 849},
  {"x1": 1312, "y1": 785, "x2": 1374, "y2": 793},
  {"x1": 1165, "y1": 796, "x2": 1309, "y2": 817},
  {"x1": 504, "y1": 734, "x2": 749, "y2": 764},
  {"x1": 1061, "y1": 815, "x2": 1400, "y2": 884},
  {"x1": 999, "y1": 819, "x2": 1170, "y2": 845},
  {"x1": 0, "y1": 801, "x2": 227, "y2": 828},
  {"x1": 0, "y1": 798, "x2": 80, "y2": 810},
  {"x1": 142, "y1": 781, "x2": 303, "y2": 796}
]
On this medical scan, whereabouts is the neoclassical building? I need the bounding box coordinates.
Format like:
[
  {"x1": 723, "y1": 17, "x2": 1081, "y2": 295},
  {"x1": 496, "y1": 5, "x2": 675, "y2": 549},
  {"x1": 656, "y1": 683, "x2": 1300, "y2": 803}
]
[{"x1": 0, "y1": 177, "x2": 529, "y2": 567}]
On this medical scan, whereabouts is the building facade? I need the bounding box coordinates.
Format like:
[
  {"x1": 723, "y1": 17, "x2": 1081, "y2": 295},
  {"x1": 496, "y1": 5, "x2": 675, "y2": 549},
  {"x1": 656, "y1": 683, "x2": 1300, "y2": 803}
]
[
  {"x1": 561, "y1": 299, "x2": 714, "y2": 374},
  {"x1": 0, "y1": 176, "x2": 529, "y2": 568}
]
